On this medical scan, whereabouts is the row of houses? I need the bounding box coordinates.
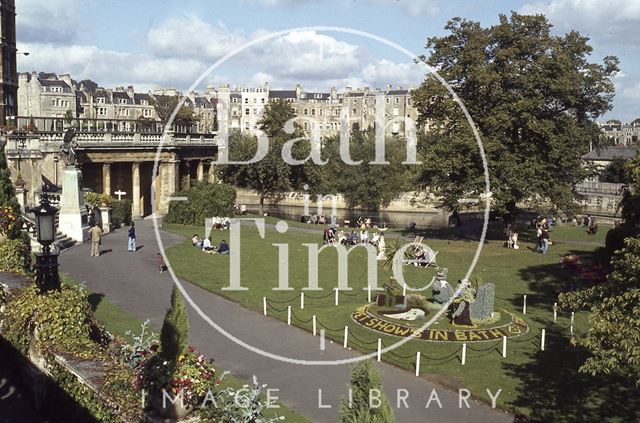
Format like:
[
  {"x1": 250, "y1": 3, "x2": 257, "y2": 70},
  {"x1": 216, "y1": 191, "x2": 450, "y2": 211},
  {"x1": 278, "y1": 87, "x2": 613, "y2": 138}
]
[{"x1": 16, "y1": 72, "x2": 418, "y2": 138}]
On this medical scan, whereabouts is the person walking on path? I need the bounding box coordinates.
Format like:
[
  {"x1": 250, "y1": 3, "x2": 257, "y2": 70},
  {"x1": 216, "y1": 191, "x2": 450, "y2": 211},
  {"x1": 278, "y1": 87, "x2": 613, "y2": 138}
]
[
  {"x1": 128, "y1": 222, "x2": 136, "y2": 252},
  {"x1": 88, "y1": 223, "x2": 102, "y2": 257}
]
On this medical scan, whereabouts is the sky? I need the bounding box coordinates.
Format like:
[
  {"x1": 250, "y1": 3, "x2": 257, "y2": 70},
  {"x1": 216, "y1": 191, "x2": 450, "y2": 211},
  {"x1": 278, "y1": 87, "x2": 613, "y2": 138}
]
[{"x1": 15, "y1": 0, "x2": 640, "y2": 121}]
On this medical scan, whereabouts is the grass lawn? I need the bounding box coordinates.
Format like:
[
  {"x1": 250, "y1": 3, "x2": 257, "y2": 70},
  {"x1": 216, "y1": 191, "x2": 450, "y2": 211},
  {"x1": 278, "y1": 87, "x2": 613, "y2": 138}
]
[
  {"x1": 60, "y1": 273, "x2": 311, "y2": 423},
  {"x1": 163, "y1": 218, "x2": 640, "y2": 422}
]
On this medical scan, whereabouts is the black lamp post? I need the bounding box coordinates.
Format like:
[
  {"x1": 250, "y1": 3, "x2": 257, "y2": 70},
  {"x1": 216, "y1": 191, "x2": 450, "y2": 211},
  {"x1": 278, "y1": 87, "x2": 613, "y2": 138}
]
[{"x1": 33, "y1": 189, "x2": 60, "y2": 293}]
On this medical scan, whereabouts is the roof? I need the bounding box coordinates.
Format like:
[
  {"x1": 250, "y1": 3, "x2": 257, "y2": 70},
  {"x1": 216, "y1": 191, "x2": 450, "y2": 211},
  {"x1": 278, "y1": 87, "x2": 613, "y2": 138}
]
[
  {"x1": 133, "y1": 93, "x2": 152, "y2": 104},
  {"x1": 269, "y1": 90, "x2": 297, "y2": 99},
  {"x1": 387, "y1": 89, "x2": 409, "y2": 96},
  {"x1": 583, "y1": 146, "x2": 638, "y2": 161},
  {"x1": 347, "y1": 92, "x2": 364, "y2": 97},
  {"x1": 112, "y1": 91, "x2": 133, "y2": 104},
  {"x1": 194, "y1": 96, "x2": 213, "y2": 108},
  {"x1": 76, "y1": 91, "x2": 87, "y2": 102},
  {"x1": 39, "y1": 78, "x2": 72, "y2": 92}
]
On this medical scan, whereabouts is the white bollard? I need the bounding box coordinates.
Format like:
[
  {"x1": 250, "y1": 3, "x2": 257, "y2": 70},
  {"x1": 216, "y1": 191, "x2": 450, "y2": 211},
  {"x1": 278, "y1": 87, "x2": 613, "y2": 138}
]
[
  {"x1": 312, "y1": 315, "x2": 317, "y2": 336},
  {"x1": 553, "y1": 302, "x2": 557, "y2": 322},
  {"x1": 403, "y1": 283, "x2": 407, "y2": 297},
  {"x1": 343, "y1": 326, "x2": 349, "y2": 348},
  {"x1": 570, "y1": 311, "x2": 575, "y2": 335},
  {"x1": 502, "y1": 336, "x2": 507, "y2": 358},
  {"x1": 335, "y1": 289, "x2": 339, "y2": 306},
  {"x1": 415, "y1": 351, "x2": 421, "y2": 377},
  {"x1": 523, "y1": 294, "x2": 527, "y2": 315},
  {"x1": 300, "y1": 292, "x2": 305, "y2": 310},
  {"x1": 377, "y1": 339, "x2": 382, "y2": 362},
  {"x1": 367, "y1": 285, "x2": 372, "y2": 303},
  {"x1": 263, "y1": 297, "x2": 267, "y2": 316},
  {"x1": 541, "y1": 329, "x2": 546, "y2": 351},
  {"x1": 461, "y1": 343, "x2": 467, "y2": 365},
  {"x1": 287, "y1": 306, "x2": 291, "y2": 326}
]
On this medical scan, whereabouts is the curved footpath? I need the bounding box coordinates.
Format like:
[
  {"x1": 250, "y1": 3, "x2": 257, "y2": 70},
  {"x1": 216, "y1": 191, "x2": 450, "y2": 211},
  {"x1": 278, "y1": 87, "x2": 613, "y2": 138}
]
[{"x1": 59, "y1": 218, "x2": 514, "y2": 423}]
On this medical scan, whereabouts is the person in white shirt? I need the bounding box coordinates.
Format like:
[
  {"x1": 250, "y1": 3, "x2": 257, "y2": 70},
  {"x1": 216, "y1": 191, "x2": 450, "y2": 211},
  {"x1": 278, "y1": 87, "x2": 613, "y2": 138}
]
[{"x1": 202, "y1": 236, "x2": 214, "y2": 251}]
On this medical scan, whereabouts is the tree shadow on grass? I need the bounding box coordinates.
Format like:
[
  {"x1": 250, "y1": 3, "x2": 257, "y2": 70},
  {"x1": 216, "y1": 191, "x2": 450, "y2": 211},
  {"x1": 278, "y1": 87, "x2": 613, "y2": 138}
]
[
  {"x1": 87, "y1": 293, "x2": 104, "y2": 312},
  {"x1": 503, "y1": 327, "x2": 640, "y2": 422}
]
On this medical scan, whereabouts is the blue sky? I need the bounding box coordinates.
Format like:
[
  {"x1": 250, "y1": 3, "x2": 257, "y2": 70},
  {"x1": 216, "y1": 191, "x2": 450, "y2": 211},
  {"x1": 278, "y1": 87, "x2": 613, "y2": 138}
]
[{"x1": 16, "y1": 0, "x2": 640, "y2": 121}]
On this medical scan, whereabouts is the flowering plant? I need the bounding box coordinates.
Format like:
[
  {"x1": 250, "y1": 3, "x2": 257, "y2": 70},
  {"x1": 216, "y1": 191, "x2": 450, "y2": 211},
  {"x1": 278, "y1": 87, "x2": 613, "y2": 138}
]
[
  {"x1": 134, "y1": 345, "x2": 219, "y2": 405},
  {"x1": 0, "y1": 205, "x2": 19, "y2": 235}
]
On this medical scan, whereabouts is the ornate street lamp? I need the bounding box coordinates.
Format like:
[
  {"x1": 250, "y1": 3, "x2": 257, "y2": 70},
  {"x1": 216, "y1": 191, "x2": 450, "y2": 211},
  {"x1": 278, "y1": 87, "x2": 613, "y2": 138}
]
[{"x1": 32, "y1": 188, "x2": 60, "y2": 292}]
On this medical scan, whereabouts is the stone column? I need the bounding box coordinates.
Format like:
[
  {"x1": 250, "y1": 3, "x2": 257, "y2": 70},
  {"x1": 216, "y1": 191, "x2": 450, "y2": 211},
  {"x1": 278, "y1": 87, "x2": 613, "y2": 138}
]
[
  {"x1": 196, "y1": 160, "x2": 204, "y2": 182},
  {"x1": 99, "y1": 207, "x2": 111, "y2": 234},
  {"x1": 207, "y1": 162, "x2": 217, "y2": 183},
  {"x1": 159, "y1": 160, "x2": 179, "y2": 214},
  {"x1": 132, "y1": 162, "x2": 141, "y2": 218},
  {"x1": 102, "y1": 163, "x2": 111, "y2": 196},
  {"x1": 183, "y1": 160, "x2": 191, "y2": 190}
]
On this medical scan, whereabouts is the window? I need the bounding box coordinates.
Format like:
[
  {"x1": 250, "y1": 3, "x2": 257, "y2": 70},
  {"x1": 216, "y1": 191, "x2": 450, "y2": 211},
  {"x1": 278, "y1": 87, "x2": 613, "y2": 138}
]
[
  {"x1": 261, "y1": 98, "x2": 265, "y2": 104},
  {"x1": 303, "y1": 108, "x2": 308, "y2": 115},
  {"x1": 232, "y1": 98, "x2": 238, "y2": 103},
  {"x1": 244, "y1": 98, "x2": 248, "y2": 104},
  {"x1": 253, "y1": 108, "x2": 257, "y2": 115},
  {"x1": 143, "y1": 108, "x2": 152, "y2": 117},
  {"x1": 97, "y1": 97, "x2": 106, "y2": 104},
  {"x1": 97, "y1": 107, "x2": 107, "y2": 116},
  {"x1": 245, "y1": 108, "x2": 250, "y2": 115},
  {"x1": 141, "y1": 100, "x2": 149, "y2": 106},
  {"x1": 311, "y1": 109, "x2": 316, "y2": 116},
  {"x1": 395, "y1": 98, "x2": 399, "y2": 104},
  {"x1": 386, "y1": 98, "x2": 390, "y2": 104},
  {"x1": 352, "y1": 108, "x2": 356, "y2": 114},
  {"x1": 119, "y1": 98, "x2": 128, "y2": 104},
  {"x1": 303, "y1": 121, "x2": 308, "y2": 130},
  {"x1": 253, "y1": 98, "x2": 257, "y2": 104},
  {"x1": 393, "y1": 107, "x2": 399, "y2": 116}
]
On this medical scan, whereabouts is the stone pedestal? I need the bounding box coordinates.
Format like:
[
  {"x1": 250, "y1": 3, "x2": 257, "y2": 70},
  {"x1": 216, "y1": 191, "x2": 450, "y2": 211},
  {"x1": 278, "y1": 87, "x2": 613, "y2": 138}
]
[
  {"x1": 99, "y1": 207, "x2": 111, "y2": 234},
  {"x1": 15, "y1": 186, "x2": 28, "y2": 212},
  {"x1": 58, "y1": 167, "x2": 89, "y2": 243}
]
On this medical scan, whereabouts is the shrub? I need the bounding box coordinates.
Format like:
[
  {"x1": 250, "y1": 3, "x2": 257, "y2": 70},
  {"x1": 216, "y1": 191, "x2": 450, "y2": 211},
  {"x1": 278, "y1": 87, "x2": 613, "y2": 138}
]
[
  {"x1": 111, "y1": 199, "x2": 132, "y2": 227},
  {"x1": 84, "y1": 191, "x2": 112, "y2": 207},
  {"x1": 605, "y1": 223, "x2": 636, "y2": 261},
  {"x1": 160, "y1": 285, "x2": 189, "y2": 364},
  {"x1": 164, "y1": 181, "x2": 236, "y2": 226},
  {"x1": 0, "y1": 236, "x2": 32, "y2": 275},
  {"x1": 339, "y1": 360, "x2": 395, "y2": 423}
]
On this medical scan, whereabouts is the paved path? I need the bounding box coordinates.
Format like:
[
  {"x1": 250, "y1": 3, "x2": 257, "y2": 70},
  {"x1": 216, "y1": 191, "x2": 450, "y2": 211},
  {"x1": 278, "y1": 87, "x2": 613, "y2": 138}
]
[{"x1": 59, "y1": 219, "x2": 514, "y2": 423}]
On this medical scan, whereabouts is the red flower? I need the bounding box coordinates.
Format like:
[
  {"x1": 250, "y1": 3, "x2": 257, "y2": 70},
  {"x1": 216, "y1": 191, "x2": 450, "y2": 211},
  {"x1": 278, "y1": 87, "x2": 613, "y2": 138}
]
[{"x1": 188, "y1": 346, "x2": 195, "y2": 353}]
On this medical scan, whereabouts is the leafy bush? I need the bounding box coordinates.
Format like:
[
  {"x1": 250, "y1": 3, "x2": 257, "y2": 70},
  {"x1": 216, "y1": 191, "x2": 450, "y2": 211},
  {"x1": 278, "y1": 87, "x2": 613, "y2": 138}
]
[
  {"x1": 84, "y1": 191, "x2": 112, "y2": 207},
  {"x1": 111, "y1": 199, "x2": 132, "y2": 227},
  {"x1": 1, "y1": 284, "x2": 95, "y2": 356},
  {"x1": 0, "y1": 236, "x2": 32, "y2": 275},
  {"x1": 160, "y1": 285, "x2": 189, "y2": 364},
  {"x1": 164, "y1": 181, "x2": 236, "y2": 226},
  {"x1": 339, "y1": 360, "x2": 395, "y2": 423}
]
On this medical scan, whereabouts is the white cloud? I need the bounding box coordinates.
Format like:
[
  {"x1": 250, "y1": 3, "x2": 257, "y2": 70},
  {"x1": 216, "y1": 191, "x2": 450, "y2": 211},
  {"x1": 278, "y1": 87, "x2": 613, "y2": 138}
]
[
  {"x1": 147, "y1": 15, "x2": 247, "y2": 60},
  {"x1": 521, "y1": 0, "x2": 640, "y2": 46},
  {"x1": 360, "y1": 59, "x2": 425, "y2": 88},
  {"x1": 16, "y1": 0, "x2": 82, "y2": 43},
  {"x1": 17, "y1": 42, "x2": 207, "y2": 90},
  {"x1": 368, "y1": 0, "x2": 438, "y2": 16},
  {"x1": 259, "y1": 31, "x2": 361, "y2": 80}
]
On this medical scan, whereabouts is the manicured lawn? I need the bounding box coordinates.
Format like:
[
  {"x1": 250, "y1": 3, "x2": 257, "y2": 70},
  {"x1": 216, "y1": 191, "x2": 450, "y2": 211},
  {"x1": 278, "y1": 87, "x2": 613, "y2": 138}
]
[
  {"x1": 163, "y1": 218, "x2": 640, "y2": 421},
  {"x1": 61, "y1": 273, "x2": 311, "y2": 423}
]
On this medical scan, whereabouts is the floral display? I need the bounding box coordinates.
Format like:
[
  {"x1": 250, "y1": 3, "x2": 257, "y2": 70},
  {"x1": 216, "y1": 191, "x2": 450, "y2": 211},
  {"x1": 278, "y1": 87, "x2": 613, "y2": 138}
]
[{"x1": 0, "y1": 205, "x2": 19, "y2": 235}]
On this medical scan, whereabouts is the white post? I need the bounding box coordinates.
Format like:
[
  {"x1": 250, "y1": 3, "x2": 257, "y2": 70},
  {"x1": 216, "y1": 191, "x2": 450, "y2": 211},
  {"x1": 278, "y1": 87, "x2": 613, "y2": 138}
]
[
  {"x1": 335, "y1": 288, "x2": 339, "y2": 306},
  {"x1": 367, "y1": 285, "x2": 372, "y2": 303},
  {"x1": 541, "y1": 329, "x2": 546, "y2": 351},
  {"x1": 287, "y1": 306, "x2": 291, "y2": 326},
  {"x1": 263, "y1": 297, "x2": 267, "y2": 316},
  {"x1": 570, "y1": 311, "x2": 575, "y2": 335},
  {"x1": 312, "y1": 315, "x2": 317, "y2": 336},
  {"x1": 502, "y1": 336, "x2": 507, "y2": 358},
  {"x1": 415, "y1": 351, "x2": 421, "y2": 377},
  {"x1": 377, "y1": 339, "x2": 382, "y2": 362},
  {"x1": 523, "y1": 294, "x2": 527, "y2": 315},
  {"x1": 343, "y1": 326, "x2": 349, "y2": 348},
  {"x1": 300, "y1": 292, "x2": 305, "y2": 310},
  {"x1": 403, "y1": 283, "x2": 407, "y2": 297},
  {"x1": 553, "y1": 302, "x2": 557, "y2": 323},
  {"x1": 461, "y1": 343, "x2": 467, "y2": 365}
]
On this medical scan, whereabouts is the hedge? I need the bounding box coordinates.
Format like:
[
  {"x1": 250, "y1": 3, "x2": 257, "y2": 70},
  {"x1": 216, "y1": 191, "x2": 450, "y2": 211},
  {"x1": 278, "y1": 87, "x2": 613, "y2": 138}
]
[{"x1": 164, "y1": 181, "x2": 236, "y2": 226}]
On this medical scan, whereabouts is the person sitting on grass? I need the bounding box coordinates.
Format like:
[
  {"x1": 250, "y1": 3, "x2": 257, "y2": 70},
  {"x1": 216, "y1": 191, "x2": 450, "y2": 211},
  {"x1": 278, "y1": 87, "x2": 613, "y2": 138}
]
[
  {"x1": 218, "y1": 239, "x2": 229, "y2": 255},
  {"x1": 202, "y1": 236, "x2": 214, "y2": 251},
  {"x1": 192, "y1": 234, "x2": 202, "y2": 248}
]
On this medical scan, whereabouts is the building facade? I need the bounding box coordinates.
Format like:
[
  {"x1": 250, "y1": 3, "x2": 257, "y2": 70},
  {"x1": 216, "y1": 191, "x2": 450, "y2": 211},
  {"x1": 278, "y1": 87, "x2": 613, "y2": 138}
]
[
  {"x1": 0, "y1": 0, "x2": 17, "y2": 125},
  {"x1": 598, "y1": 119, "x2": 640, "y2": 146}
]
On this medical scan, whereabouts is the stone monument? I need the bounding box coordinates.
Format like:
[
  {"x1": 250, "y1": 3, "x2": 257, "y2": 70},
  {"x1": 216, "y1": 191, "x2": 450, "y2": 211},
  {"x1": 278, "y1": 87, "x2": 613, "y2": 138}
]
[{"x1": 58, "y1": 128, "x2": 89, "y2": 242}]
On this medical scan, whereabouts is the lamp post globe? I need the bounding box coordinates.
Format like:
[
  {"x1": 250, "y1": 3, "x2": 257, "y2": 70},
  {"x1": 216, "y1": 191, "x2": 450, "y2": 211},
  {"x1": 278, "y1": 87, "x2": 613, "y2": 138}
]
[{"x1": 33, "y1": 192, "x2": 60, "y2": 292}]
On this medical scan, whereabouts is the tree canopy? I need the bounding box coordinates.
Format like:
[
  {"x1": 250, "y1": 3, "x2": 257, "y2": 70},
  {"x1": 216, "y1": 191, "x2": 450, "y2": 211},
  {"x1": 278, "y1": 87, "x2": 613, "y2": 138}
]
[{"x1": 412, "y1": 12, "x2": 619, "y2": 219}]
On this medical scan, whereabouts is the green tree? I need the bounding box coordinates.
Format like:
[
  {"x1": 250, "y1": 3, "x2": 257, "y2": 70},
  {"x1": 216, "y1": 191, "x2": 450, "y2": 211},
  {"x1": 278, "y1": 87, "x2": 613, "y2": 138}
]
[
  {"x1": 599, "y1": 158, "x2": 630, "y2": 184},
  {"x1": 219, "y1": 100, "x2": 306, "y2": 215},
  {"x1": 160, "y1": 285, "x2": 189, "y2": 365},
  {"x1": 559, "y1": 236, "x2": 640, "y2": 385},
  {"x1": 317, "y1": 129, "x2": 413, "y2": 210},
  {"x1": 412, "y1": 12, "x2": 619, "y2": 221},
  {"x1": 151, "y1": 95, "x2": 200, "y2": 128},
  {"x1": 339, "y1": 360, "x2": 395, "y2": 423},
  {"x1": 164, "y1": 181, "x2": 236, "y2": 226}
]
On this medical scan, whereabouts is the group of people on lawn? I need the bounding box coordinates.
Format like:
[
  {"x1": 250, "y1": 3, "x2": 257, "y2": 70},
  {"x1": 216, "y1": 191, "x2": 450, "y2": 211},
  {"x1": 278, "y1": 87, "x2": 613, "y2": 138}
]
[
  {"x1": 322, "y1": 225, "x2": 384, "y2": 247},
  {"x1": 192, "y1": 234, "x2": 229, "y2": 254}
]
